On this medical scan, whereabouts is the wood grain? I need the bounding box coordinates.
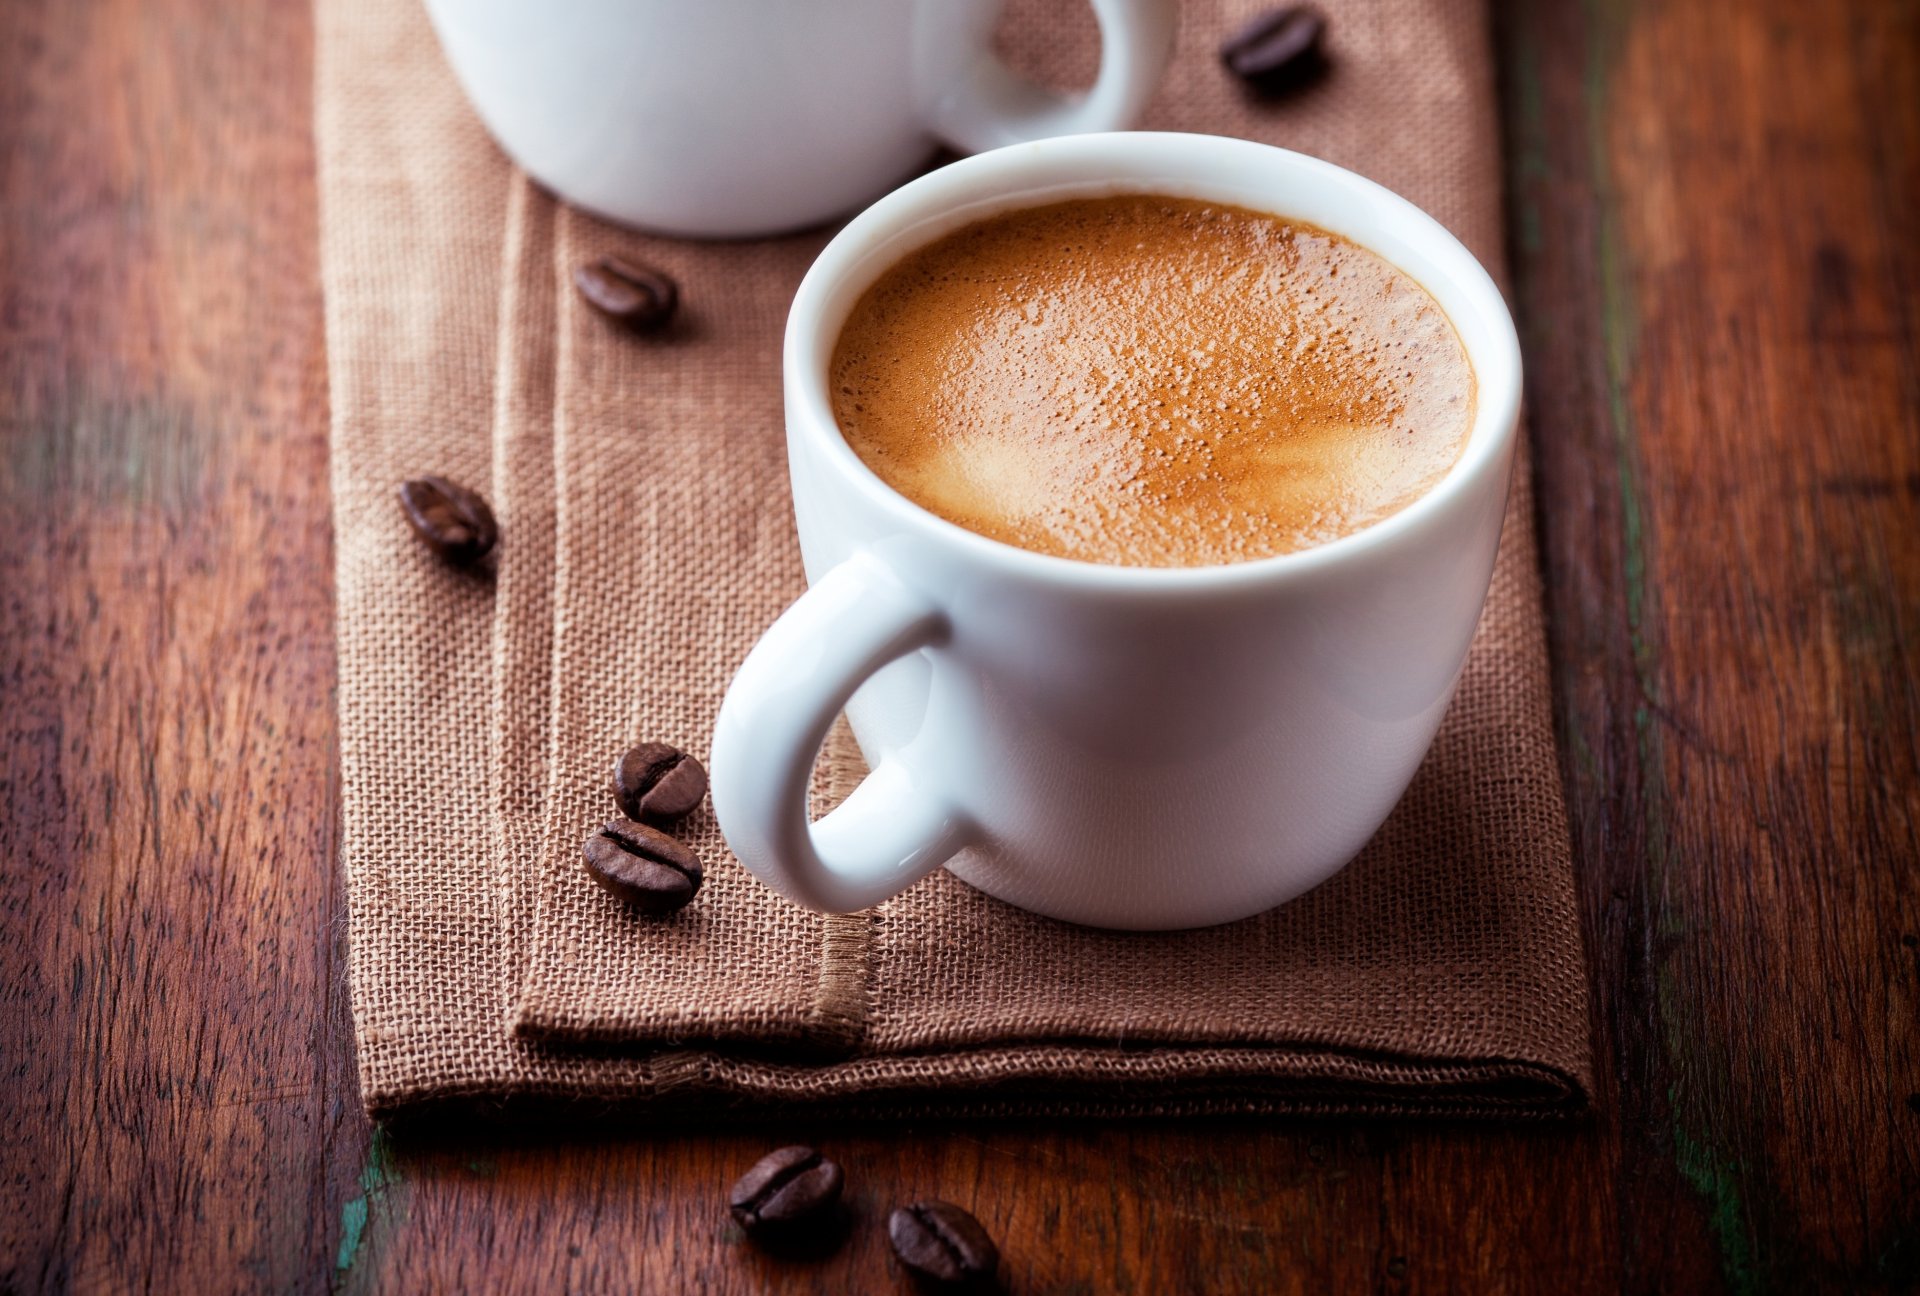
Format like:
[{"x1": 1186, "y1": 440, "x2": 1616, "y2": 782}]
[
  {"x1": 0, "y1": 0, "x2": 362, "y2": 1291},
  {"x1": 1503, "y1": 0, "x2": 1920, "y2": 1289},
  {"x1": 1, "y1": 0, "x2": 1914, "y2": 1292}
]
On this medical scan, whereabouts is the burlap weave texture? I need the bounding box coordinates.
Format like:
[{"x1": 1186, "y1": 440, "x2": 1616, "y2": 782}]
[{"x1": 320, "y1": 0, "x2": 1592, "y2": 1116}]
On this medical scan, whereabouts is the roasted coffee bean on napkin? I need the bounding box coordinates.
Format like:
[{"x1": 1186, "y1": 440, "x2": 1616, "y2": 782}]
[{"x1": 581, "y1": 818, "x2": 704, "y2": 914}]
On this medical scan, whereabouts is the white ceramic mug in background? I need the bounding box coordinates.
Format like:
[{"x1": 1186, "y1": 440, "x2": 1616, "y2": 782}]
[
  {"x1": 710, "y1": 133, "x2": 1523, "y2": 930},
  {"x1": 421, "y1": 0, "x2": 1177, "y2": 238}
]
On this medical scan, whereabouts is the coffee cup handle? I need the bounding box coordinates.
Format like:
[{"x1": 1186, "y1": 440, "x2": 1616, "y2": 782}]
[
  {"x1": 710, "y1": 554, "x2": 971, "y2": 913},
  {"x1": 924, "y1": 0, "x2": 1178, "y2": 152}
]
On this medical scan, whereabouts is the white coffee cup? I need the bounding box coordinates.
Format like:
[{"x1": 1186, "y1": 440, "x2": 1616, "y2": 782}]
[
  {"x1": 710, "y1": 133, "x2": 1522, "y2": 929},
  {"x1": 421, "y1": 0, "x2": 1177, "y2": 238}
]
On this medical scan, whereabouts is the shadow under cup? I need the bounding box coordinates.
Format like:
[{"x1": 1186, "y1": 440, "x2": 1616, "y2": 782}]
[{"x1": 716, "y1": 132, "x2": 1522, "y2": 930}]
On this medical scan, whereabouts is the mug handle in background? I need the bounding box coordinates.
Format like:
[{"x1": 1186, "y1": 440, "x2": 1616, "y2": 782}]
[
  {"x1": 709, "y1": 553, "x2": 972, "y2": 913},
  {"x1": 924, "y1": 0, "x2": 1179, "y2": 152}
]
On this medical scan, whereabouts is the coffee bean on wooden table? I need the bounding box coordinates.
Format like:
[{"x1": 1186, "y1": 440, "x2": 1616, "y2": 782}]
[
  {"x1": 581, "y1": 818, "x2": 703, "y2": 914},
  {"x1": 397, "y1": 475, "x2": 498, "y2": 566},
  {"x1": 888, "y1": 1200, "x2": 999, "y2": 1290},
  {"x1": 1219, "y1": 6, "x2": 1328, "y2": 96},
  {"x1": 611, "y1": 742, "x2": 708, "y2": 824},
  {"x1": 574, "y1": 255, "x2": 679, "y2": 331},
  {"x1": 728, "y1": 1146, "x2": 846, "y2": 1249}
]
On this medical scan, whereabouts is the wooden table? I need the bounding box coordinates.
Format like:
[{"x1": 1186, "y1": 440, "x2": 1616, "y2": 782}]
[{"x1": 3, "y1": 1, "x2": 1914, "y2": 1291}]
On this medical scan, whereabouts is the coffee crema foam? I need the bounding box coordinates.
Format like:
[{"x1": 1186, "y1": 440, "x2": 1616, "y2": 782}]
[{"x1": 830, "y1": 195, "x2": 1476, "y2": 568}]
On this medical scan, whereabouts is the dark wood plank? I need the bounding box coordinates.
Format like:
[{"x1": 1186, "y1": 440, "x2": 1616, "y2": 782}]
[
  {"x1": 2, "y1": 0, "x2": 1915, "y2": 1292},
  {"x1": 1501, "y1": 0, "x2": 1920, "y2": 1291},
  {"x1": 0, "y1": 0, "x2": 366, "y2": 1289}
]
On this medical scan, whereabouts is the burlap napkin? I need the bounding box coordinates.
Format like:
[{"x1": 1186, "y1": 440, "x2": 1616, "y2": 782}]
[{"x1": 320, "y1": 0, "x2": 1593, "y2": 1117}]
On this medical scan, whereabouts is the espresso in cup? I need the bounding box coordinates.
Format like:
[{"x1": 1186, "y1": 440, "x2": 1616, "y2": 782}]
[
  {"x1": 830, "y1": 195, "x2": 1475, "y2": 567},
  {"x1": 717, "y1": 134, "x2": 1522, "y2": 926}
]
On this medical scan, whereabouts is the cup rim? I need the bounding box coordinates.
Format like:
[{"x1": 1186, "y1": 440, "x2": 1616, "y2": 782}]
[{"x1": 783, "y1": 131, "x2": 1523, "y2": 590}]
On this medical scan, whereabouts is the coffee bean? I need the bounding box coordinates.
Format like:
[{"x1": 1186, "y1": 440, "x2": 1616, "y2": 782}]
[
  {"x1": 728, "y1": 1146, "x2": 845, "y2": 1247},
  {"x1": 611, "y1": 742, "x2": 708, "y2": 824},
  {"x1": 1219, "y1": 6, "x2": 1328, "y2": 96},
  {"x1": 397, "y1": 476, "x2": 498, "y2": 566},
  {"x1": 888, "y1": 1200, "x2": 999, "y2": 1289},
  {"x1": 582, "y1": 818, "x2": 703, "y2": 914},
  {"x1": 574, "y1": 255, "x2": 678, "y2": 331}
]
